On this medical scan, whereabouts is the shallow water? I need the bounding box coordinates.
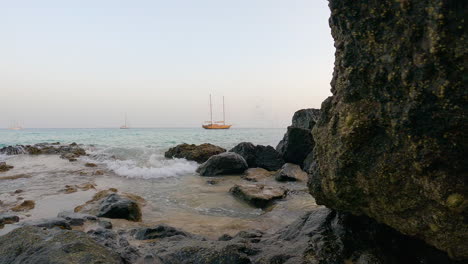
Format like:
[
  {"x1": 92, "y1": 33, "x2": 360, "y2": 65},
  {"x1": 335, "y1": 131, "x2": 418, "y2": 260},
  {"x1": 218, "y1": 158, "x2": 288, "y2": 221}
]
[{"x1": 0, "y1": 128, "x2": 317, "y2": 237}]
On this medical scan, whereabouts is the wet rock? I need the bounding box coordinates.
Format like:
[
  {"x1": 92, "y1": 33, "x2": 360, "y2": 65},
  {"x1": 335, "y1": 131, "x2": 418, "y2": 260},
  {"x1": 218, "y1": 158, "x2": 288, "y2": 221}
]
[
  {"x1": 275, "y1": 163, "x2": 308, "y2": 182},
  {"x1": 0, "y1": 142, "x2": 87, "y2": 157},
  {"x1": 197, "y1": 152, "x2": 248, "y2": 176},
  {"x1": 57, "y1": 211, "x2": 97, "y2": 226},
  {"x1": 63, "y1": 185, "x2": 78, "y2": 194},
  {"x1": 99, "y1": 220, "x2": 113, "y2": 229},
  {"x1": 87, "y1": 228, "x2": 141, "y2": 263},
  {"x1": 11, "y1": 200, "x2": 35, "y2": 212},
  {"x1": 22, "y1": 217, "x2": 72, "y2": 230},
  {"x1": 75, "y1": 190, "x2": 143, "y2": 222},
  {"x1": 0, "y1": 145, "x2": 26, "y2": 155},
  {"x1": 14, "y1": 189, "x2": 23, "y2": 194},
  {"x1": 135, "y1": 225, "x2": 190, "y2": 240},
  {"x1": 276, "y1": 108, "x2": 320, "y2": 167},
  {"x1": 0, "y1": 174, "x2": 31, "y2": 180},
  {"x1": 229, "y1": 184, "x2": 286, "y2": 208},
  {"x1": 0, "y1": 213, "x2": 19, "y2": 225},
  {"x1": 0, "y1": 226, "x2": 121, "y2": 264},
  {"x1": 93, "y1": 170, "x2": 104, "y2": 175},
  {"x1": 85, "y1": 162, "x2": 97, "y2": 167},
  {"x1": 165, "y1": 143, "x2": 226, "y2": 163},
  {"x1": 0, "y1": 162, "x2": 13, "y2": 172},
  {"x1": 242, "y1": 168, "x2": 274, "y2": 182},
  {"x1": 230, "y1": 142, "x2": 285, "y2": 171},
  {"x1": 310, "y1": 0, "x2": 467, "y2": 259}
]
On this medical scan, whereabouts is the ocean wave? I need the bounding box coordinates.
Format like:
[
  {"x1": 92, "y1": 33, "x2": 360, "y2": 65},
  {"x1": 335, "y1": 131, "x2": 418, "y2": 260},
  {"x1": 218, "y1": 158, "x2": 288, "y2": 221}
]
[{"x1": 84, "y1": 146, "x2": 198, "y2": 179}]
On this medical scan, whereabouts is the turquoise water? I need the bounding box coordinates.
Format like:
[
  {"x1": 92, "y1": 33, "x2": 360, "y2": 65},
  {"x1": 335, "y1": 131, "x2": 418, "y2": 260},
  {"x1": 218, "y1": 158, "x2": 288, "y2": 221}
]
[{"x1": 0, "y1": 128, "x2": 285, "y2": 149}]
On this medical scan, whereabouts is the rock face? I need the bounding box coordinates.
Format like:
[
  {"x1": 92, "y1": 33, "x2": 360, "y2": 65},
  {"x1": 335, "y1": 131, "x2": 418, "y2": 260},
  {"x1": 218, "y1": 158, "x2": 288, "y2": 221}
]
[
  {"x1": 229, "y1": 184, "x2": 286, "y2": 208},
  {"x1": 197, "y1": 152, "x2": 248, "y2": 176},
  {"x1": 165, "y1": 143, "x2": 226, "y2": 163},
  {"x1": 230, "y1": 142, "x2": 284, "y2": 171},
  {"x1": 275, "y1": 163, "x2": 308, "y2": 182},
  {"x1": 134, "y1": 224, "x2": 190, "y2": 240},
  {"x1": 310, "y1": 0, "x2": 467, "y2": 260},
  {"x1": 75, "y1": 189, "x2": 143, "y2": 222},
  {"x1": 276, "y1": 109, "x2": 320, "y2": 166},
  {"x1": 0, "y1": 226, "x2": 121, "y2": 264}
]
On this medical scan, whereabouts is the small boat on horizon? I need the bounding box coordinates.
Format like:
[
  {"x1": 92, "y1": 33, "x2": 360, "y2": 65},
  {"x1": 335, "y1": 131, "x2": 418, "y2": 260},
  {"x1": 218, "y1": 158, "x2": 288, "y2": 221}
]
[
  {"x1": 202, "y1": 95, "x2": 232, "y2": 129},
  {"x1": 120, "y1": 114, "x2": 130, "y2": 129},
  {"x1": 8, "y1": 120, "x2": 23, "y2": 130}
]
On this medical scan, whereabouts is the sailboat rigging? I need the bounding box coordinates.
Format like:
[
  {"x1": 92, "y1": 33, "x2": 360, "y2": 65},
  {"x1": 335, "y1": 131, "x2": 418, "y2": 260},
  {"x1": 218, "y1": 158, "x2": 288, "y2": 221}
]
[{"x1": 202, "y1": 95, "x2": 232, "y2": 129}]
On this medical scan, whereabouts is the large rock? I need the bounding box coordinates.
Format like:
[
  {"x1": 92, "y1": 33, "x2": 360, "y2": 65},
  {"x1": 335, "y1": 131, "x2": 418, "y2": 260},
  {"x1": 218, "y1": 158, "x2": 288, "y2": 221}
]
[
  {"x1": 165, "y1": 143, "x2": 226, "y2": 163},
  {"x1": 310, "y1": 0, "x2": 467, "y2": 260},
  {"x1": 276, "y1": 108, "x2": 319, "y2": 166},
  {"x1": 197, "y1": 152, "x2": 248, "y2": 176},
  {"x1": 229, "y1": 184, "x2": 286, "y2": 208},
  {"x1": 75, "y1": 189, "x2": 143, "y2": 222},
  {"x1": 0, "y1": 226, "x2": 121, "y2": 264},
  {"x1": 242, "y1": 168, "x2": 275, "y2": 182},
  {"x1": 230, "y1": 142, "x2": 284, "y2": 171},
  {"x1": 134, "y1": 224, "x2": 191, "y2": 240}
]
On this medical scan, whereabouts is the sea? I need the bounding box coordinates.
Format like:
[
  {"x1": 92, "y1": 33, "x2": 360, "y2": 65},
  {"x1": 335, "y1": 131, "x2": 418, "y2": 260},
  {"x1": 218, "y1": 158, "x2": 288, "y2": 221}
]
[{"x1": 0, "y1": 128, "x2": 317, "y2": 237}]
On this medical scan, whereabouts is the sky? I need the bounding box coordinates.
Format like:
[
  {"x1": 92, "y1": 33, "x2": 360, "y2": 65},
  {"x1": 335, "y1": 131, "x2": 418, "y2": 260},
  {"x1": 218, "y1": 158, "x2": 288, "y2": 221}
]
[{"x1": 0, "y1": 0, "x2": 334, "y2": 128}]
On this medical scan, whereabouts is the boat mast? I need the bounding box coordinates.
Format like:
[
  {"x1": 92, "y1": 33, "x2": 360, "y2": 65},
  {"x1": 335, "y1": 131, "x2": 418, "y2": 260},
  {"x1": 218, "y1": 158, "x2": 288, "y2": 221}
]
[{"x1": 210, "y1": 94, "x2": 213, "y2": 125}]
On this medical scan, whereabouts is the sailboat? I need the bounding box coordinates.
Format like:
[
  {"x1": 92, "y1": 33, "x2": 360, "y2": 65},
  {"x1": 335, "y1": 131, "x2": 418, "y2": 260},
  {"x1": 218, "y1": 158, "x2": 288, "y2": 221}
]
[
  {"x1": 202, "y1": 95, "x2": 232, "y2": 129},
  {"x1": 8, "y1": 120, "x2": 23, "y2": 130},
  {"x1": 120, "y1": 114, "x2": 130, "y2": 129}
]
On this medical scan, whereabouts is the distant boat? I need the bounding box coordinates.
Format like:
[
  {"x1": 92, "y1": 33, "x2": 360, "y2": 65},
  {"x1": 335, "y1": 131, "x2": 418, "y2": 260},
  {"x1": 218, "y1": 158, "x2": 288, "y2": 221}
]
[
  {"x1": 8, "y1": 120, "x2": 23, "y2": 130},
  {"x1": 120, "y1": 114, "x2": 130, "y2": 129},
  {"x1": 202, "y1": 95, "x2": 232, "y2": 129}
]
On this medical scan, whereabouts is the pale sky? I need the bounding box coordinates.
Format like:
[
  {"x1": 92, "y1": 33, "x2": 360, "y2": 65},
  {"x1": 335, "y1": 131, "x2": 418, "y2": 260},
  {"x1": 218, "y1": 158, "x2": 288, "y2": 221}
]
[{"x1": 0, "y1": 0, "x2": 334, "y2": 128}]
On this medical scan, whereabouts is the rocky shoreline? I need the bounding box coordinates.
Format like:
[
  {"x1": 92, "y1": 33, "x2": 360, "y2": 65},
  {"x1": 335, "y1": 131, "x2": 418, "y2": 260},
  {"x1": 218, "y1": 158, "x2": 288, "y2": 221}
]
[{"x1": 0, "y1": 0, "x2": 466, "y2": 263}]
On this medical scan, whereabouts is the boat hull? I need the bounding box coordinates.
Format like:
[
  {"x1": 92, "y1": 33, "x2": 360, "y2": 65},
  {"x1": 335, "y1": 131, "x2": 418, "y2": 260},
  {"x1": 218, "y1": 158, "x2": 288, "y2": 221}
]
[{"x1": 202, "y1": 124, "x2": 232, "y2": 129}]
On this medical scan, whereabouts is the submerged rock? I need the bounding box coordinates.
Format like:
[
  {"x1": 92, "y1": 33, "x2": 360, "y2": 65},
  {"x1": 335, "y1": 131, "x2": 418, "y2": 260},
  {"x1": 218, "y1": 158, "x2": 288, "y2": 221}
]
[
  {"x1": 229, "y1": 184, "x2": 286, "y2": 208},
  {"x1": 11, "y1": 200, "x2": 35, "y2": 212},
  {"x1": 242, "y1": 168, "x2": 275, "y2": 182},
  {"x1": 230, "y1": 142, "x2": 284, "y2": 171},
  {"x1": 0, "y1": 162, "x2": 13, "y2": 172},
  {"x1": 275, "y1": 163, "x2": 308, "y2": 182},
  {"x1": 197, "y1": 152, "x2": 248, "y2": 176},
  {"x1": 134, "y1": 225, "x2": 190, "y2": 240},
  {"x1": 310, "y1": 0, "x2": 467, "y2": 259},
  {"x1": 85, "y1": 162, "x2": 97, "y2": 167},
  {"x1": 57, "y1": 211, "x2": 98, "y2": 226},
  {"x1": 0, "y1": 213, "x2": 19, "y2": 226},
  {"x1": 165, "y1": 143, "x2": 226, "y2": 163},
  {"x1": 22, "y1": 218, "x2": 72, "y2": 230},
  {"x1": 0, "y1": 226, "x2": 121, "y2": 264},
  {"x1": 75, "y1": 189, "x2": 143, "y2": 222},
  {"x1": 0, "y1": 142, "x2": 87, "y2": 157}
]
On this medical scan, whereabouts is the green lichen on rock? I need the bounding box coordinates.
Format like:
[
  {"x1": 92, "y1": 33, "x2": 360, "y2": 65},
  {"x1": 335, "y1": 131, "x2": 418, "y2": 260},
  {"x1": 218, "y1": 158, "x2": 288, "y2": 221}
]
[{"x1": 310, "y1": 0, "x2": 467, "y2": 260}]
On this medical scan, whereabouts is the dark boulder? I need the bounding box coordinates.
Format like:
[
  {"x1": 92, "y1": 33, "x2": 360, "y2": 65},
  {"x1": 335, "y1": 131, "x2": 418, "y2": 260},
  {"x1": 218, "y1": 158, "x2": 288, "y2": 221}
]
[
  {"x1": 230, "y1": 142, "x2": 284, "y2": 171},
  {"x1": 276, "y1": 108, "x2": 320, "y2": 167},
  {"x1": 0, "y1": 226, "x2": 122, "y2": 264},
  {"x1": 291, "y1": 108, "x2": 321, "y2": 130},
  {"x1": 75, "y1": 189, "x2": 144, "y2": 222},
  {"x1": 229, "y1": 184, "x2": 287, "y2": 208},
  {"x1": 97, "y1": 193, "x2": 142, "y2": 222},
  {"x1": 197, "y1": 152, "x2": 248, "y2": 176},
  {"x1": 310, "y1": 0, "x2": 467, "y2": 259},
  {"x1": 0, "y1": 143, "x2": 87, "y2": 157},
  {"x1": 165, "y1": 143, "x2": 226, "y2": 163},
  {"x1": 0, "y1": 213, "x2": 19, "y2": 225}
]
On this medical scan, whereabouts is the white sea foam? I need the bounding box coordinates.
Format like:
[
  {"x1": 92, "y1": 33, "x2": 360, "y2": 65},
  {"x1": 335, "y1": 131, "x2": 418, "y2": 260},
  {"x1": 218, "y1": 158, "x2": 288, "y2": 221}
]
[{"x1": 86, "y1": 147, "x2": 199, "y2": 179}]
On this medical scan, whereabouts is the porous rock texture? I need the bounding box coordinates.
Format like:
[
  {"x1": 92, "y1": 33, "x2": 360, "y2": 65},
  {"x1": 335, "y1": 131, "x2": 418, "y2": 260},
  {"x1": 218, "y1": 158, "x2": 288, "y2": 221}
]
[
  {"x1": 310, "y1": 0, "x2": 467, "y2": 259},
  {"x1": 165, "y1": 143, "x2": 226, "y2": 163}
]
